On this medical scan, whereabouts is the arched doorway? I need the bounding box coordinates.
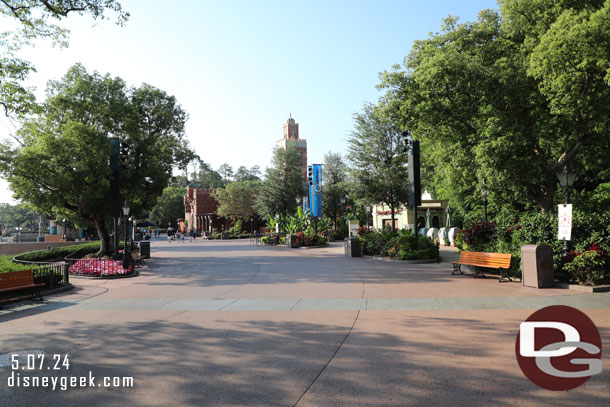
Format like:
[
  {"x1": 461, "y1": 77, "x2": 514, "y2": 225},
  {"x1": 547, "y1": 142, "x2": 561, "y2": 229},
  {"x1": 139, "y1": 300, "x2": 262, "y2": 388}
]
[{"x1": 432, "y1": 216, "x2": 440, "y2": 229}]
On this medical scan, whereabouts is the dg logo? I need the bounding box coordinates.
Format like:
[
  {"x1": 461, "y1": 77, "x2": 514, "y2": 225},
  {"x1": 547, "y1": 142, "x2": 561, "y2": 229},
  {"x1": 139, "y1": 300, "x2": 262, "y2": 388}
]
[{"x1": 515, "y1": 305, "x2": 603, "y2": 391}]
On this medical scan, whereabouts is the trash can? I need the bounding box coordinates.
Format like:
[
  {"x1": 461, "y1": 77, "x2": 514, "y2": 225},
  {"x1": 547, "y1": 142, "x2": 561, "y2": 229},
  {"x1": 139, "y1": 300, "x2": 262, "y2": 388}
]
[
  {"x1": 521, "y1": 244, "x2": 554, "y2": 288},
  {"x1": 138, "y1": 241, "x2": 151, "y2": 259},
  {"x1": 344, "y1": 237, "x2": 361, "y2": 257},
  {"x1": 287, "y1": 235, "x2": 298, "y2": 248}
]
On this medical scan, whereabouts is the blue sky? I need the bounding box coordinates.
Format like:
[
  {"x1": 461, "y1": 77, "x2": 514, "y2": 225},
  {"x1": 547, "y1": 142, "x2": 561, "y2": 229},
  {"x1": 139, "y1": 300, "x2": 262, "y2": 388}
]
[{"x1": 0, "y1": 0, "x2": 500, "y2": 203}]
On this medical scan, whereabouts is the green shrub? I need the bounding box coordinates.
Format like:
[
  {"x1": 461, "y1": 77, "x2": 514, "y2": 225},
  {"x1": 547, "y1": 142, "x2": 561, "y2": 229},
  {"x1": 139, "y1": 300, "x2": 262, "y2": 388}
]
[
  {"x1": 360, "y1": 229, "x2": 437, "y2": 260},
  {"x1": 14, "y1": 242, "x2": 100, "y2": 262},
  {"x1": 563, "y1": 244, "x2": 609, "y2": 285},
  {"x1": 261, "y1": 236, "x2": 268, "y2": 245},
  {"x1": 228, "y1": 220, "x2": 243, "y2": 236}
]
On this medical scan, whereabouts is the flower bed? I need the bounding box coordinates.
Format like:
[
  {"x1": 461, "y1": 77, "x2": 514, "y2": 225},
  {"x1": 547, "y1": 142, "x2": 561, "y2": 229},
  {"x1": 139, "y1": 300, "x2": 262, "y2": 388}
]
[{"x1": 69, "y1": 258, "x2": 133, "y2": 277}]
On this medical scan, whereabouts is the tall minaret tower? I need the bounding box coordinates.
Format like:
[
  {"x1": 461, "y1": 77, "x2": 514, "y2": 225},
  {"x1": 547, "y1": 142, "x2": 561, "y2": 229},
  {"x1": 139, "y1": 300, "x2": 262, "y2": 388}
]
[{"x1": 276, "y1": 114, "x2": 308, "y2": 180}]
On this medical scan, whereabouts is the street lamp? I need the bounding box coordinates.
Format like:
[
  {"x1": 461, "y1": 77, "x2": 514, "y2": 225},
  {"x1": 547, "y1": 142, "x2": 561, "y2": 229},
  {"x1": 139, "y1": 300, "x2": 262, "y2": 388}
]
[
  {"x1": 481, "y1": 178, "x2": 489, "y2": 222},
  {"x1": 129, "y1": 216, "x2": 134, "y2": 247},
  {"x1": 296, "y1": 195, "x2": 302, "y2": 210},
  {"x1": 557, "y1": 164, "x2": 576, "y2": 260},
  {"x1": 62, "y1": 218, "x2": 66, "y2": 240},
  {"x1": 366, "y1": 205, "x2": 372, "y2": 229},
  {"x1": 122, "y1": 201, "x2": 131, "y2": 269}
]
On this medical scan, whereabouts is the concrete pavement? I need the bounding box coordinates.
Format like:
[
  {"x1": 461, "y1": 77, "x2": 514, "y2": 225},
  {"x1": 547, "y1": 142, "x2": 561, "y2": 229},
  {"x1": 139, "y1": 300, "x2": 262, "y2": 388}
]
[{"x1": 1, "y1": 239, "x2": 608, "y2": 406}]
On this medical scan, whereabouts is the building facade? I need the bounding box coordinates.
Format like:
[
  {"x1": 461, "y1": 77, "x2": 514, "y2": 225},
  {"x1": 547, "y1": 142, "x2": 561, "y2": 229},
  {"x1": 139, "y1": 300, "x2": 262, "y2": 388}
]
[
  {"x1": 276, "y1": 115, "x2": 308, "y2": 180},
  {"x1": 184, "y1": 185, "x2": 226, "y2": 234},
  {"x1": 372, "y1": 199, "x2": 450, "y2": 231}
]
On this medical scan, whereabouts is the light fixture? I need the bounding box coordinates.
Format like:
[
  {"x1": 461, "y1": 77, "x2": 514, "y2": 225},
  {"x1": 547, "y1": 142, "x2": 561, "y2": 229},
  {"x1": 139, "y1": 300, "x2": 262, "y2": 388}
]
[
  {"x1": 557, "y1": 166, "x2": 576, "y2": 187},
  {"x1": 122, "y1": 201, "x2": 130, "y2": 217}
]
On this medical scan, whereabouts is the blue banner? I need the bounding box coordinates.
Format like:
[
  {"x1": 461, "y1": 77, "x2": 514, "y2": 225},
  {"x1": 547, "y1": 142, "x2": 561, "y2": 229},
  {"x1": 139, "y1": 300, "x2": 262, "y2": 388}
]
[{"x1": 311, "y1": 164, "x2": 322, "y2": 218}]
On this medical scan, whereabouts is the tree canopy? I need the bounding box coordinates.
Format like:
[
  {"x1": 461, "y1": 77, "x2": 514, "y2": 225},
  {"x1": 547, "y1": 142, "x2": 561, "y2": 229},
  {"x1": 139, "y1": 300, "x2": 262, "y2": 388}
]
[
  {"x1": 255, "y1": 145, "x2": 306, "y2": 218},
  {"x1": 213, "y1": 180, "x2": 260, "y2": 222},
  {"x1": 377, "y1": 1, "x2": 610, "y2": 223},
  {"x1": 0, "y1": 0, "x2": 128, "y2": 116},
  {"x1": 322, "y1": 151, "x2": 348, "y2": 228},
  {"x1": 0, "y1": 64, "x2": 193, "y2": 253},
  {"x1": 347, "y1": 103, "x2": 409, "y2": 230},
  {"x1": 149, "y1": 186, "x2": 186, "y2": 229}
]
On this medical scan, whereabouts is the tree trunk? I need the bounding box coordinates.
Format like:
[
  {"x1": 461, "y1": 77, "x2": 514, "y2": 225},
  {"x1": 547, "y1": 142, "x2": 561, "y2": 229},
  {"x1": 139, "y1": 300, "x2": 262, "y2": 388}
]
[
  {"x1": 390, "y1": 205, "x2": 396, "y2": 232},
  {"x1": 93, "y1": 216, "x2": 112, "y2": 256}
]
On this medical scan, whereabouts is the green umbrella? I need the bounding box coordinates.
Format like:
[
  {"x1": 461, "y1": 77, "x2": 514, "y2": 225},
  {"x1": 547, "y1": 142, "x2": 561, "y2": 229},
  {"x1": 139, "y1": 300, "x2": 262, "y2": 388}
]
[
  {"x1": 425, "y1": 209, "x2": 431, "y2": 230},
  {"x1": 445, "y1": 206, "x2": 453, "y2": 228}
]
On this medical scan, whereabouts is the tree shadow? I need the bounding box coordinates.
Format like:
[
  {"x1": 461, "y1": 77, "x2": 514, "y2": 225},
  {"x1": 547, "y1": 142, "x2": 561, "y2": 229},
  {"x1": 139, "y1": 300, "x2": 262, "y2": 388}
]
[{"x1": 1, "y1": 314, "x2": 607, "y2": 406}]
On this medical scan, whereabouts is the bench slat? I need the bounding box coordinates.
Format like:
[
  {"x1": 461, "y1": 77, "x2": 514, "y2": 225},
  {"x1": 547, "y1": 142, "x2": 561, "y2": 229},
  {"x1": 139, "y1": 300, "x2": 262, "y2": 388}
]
[
  {"x1": 0, "y1": 270, "x2": 44, "y2": 298},
  {"x1": 0, "y1": 283, "x2": 44, "y2": 293},
  {"x1": 457, "y1": 251, "x2": 511, "y2": 269}
]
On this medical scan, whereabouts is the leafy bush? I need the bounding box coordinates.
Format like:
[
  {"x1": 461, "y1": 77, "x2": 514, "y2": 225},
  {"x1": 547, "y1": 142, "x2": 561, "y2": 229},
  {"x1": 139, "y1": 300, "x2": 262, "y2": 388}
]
[
  {"x1": 360, "y1": 229, "x2": 437, "y2": 260},
  {"x1": 462, "y1": 222, "x2": 496, "y2": 251},
  {"x1": 563, "y1": 244, "x2": 609, "y2": 285},
  {"x1": 14, "y1": 242, "x2": 100, "y2": 262},
  {"x1": 0, "y1": 255, "x2": 43, "y2": 273},
  {"x1": 228, "y1": 220, "x2": 243, "y2": 236}
]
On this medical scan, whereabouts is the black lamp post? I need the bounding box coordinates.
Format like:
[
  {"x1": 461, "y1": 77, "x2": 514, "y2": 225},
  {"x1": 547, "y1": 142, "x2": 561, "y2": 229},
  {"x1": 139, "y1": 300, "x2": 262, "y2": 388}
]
[
  {"x1": 481, "y1": 178, "x2": 489, "y2": 222},
  {"x1": 62, "y1": 218, "x2": 66, "y2": 240},
  {"x1": 122, "y1": 201, "x2": 131, "y2": 269},
  {"x1": 557, "y1": 164, "x2": 576, "y2": 259},
  {"x1": 129, "y1": 216, "x2": 134, "y2": 248}
]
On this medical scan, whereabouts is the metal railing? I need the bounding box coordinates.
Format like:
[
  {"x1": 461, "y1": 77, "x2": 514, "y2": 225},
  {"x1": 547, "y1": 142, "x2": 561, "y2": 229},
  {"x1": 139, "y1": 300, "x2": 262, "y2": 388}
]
[{"x1": 11, "y1": 258, "x2": 69, "y2": 290}]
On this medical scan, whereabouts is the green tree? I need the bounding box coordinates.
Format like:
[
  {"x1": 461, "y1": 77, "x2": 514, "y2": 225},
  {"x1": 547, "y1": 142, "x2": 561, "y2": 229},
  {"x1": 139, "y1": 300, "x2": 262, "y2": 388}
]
[
  {"x1": 149, "y1": 187, "x2": 185, "y2": 228},
  {"x1": 378, "y1": 3, "x2": 610, "y2": 222},
  {"x1": 347, "y1": 103, "x2": 409, "y2": 231},
  {"x1": 217, "y1": 163, "x2": 234, "y2": 186},
  {"x1": 0, "y1": 64, "x2": 193, "y2": 254},
  {"x1": 255, "y1": 145, "x2": 306, "y2": 218},
  {"x1": 322, "y1": 151, "x2": 348, "y2": 229},
  {"x1": 192, "y1": 160, "x2": 223, "y2": 189},
  {"x1": 0, "y1": 0, "x2": 128, "y2": 116},
  {"x1": 213, "y1": 180, "x2": 260, "y2": 223},
  {"x1": 234, "y1": 165, "x2": 261, "y2": 182}
]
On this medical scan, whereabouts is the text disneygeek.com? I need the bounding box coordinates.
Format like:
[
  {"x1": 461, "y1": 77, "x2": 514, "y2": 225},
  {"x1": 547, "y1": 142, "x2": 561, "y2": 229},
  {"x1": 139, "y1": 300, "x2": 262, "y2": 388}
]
[
  {"x1": 6, "y1": 353, "x2": 134, "y2": 391},
  {"x1": 8, "y1": 371, "x2": 134, "y2": 391}
]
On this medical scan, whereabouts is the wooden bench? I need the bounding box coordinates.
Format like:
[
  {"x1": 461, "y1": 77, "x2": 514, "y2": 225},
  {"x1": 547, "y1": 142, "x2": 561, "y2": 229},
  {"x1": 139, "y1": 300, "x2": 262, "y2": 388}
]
[
  {"x1": 451, "y1": 251, "x2": 512, "y2": 282},
  {"x1": 0, "y1": 270, "x2": 46, "y2": 302}
]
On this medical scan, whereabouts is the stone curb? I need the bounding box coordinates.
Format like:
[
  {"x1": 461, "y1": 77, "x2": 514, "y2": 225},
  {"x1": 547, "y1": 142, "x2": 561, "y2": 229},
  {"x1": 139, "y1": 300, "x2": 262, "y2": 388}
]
[
  {"x1": 361, "y1": 255, "x2": 438, "y2": 264},
  {"x1": 556, "y1": 283, "x2": 610, "y2": 293},
  {"x1": 41, "y1": 283, "x2": 73, "y2": 296}
]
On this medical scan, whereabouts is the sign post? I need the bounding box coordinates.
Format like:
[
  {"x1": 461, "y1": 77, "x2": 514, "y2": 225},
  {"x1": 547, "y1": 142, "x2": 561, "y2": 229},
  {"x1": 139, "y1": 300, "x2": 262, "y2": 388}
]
[{"x1": 558, "y1": 204, "x2": 572, "y2": 241}]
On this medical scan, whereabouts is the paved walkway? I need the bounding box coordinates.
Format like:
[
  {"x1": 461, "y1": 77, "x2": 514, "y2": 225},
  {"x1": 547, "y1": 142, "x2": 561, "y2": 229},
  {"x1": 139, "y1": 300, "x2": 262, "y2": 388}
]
[{"x1": 1, "y1": 239, "x2": 609, "y2": 406}]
